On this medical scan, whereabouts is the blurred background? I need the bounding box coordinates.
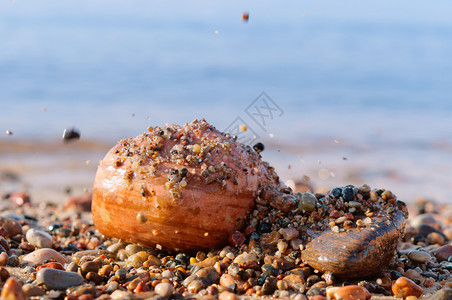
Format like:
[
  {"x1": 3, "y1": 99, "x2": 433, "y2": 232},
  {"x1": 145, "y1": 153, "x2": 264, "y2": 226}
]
[{"x1": 0, "y1": 0, "x2": 451, "y2": 204}]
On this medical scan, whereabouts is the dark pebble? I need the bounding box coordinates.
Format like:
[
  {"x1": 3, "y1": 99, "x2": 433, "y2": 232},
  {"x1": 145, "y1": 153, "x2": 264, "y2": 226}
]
[
  {"x1": 342, "y1": 186, "x2": 355, "y2": 201},
  {"x1": 391, "y1": 270, "x2": 403, "y2": 280},
  {"x1": 253, "y1": 142, "x2": 264, "y2": 153},
  {"x1": 331, "y1": 187, "x2": 342, "y2": 199},
  {"x1": 175, "y1": 253, "x2": 189, "y2": 266},
  {"x1": 442, "y1": 262, "x2": 452, "y2": 270},
  {"x1": 62, "y1": 127, "x2": 81, "y2": 142},
  {"x1": 115, "y1": 269, "x2": 127, "y2": 282},
  {"x1": 228, "y1": 283, "x2": 237, "y2": 293},
  {"x1": 257, "y1": 272, "x2": 269, "y2": 286},
  {"x1": 306, "y1": 287, "x2": 323, "y2": 297},
  {"x1": 306, "y1": 275, "x2": 320, "y2": 287},
  {"x1": 8, "y1": 255, "x2": 19, "y2": 267},
  {"x1": 206, "y1": 285, "x2": 219, "y2": 295},
  {"x1": 0, "y1": 267, "x2": 10, "y2": 281},
  {"x1": 55, "y1": 228, "x2": 72, "y2": 238},
  {"x1": 259, "y1": 222, "x2": 272, "y2": 233},
  {"x1": 262, "y1": 277, "x2": 277, "y2": 295},
  {"x1": 106, "y1": 282, "x2": 119, "y2": 294},
  {"x1": 418, "y1": 224, "x2": 447, "y2": 240},
  {"x1": 60, "y1": 244, "x2": 80, "y2": 254},
  {"x1": 250, "y1": 232, "x2": 260, "y2": 241},
  {"x1": 81, "y1": 261, "x2": 99, "y2": 277},
  {"x1": 261, "y1": 264, "x2": 280, "y2": 276}
]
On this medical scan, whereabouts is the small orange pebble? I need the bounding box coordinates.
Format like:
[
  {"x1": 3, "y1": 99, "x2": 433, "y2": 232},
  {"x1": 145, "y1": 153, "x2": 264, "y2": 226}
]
[
  {"x1": 0, "y1": 277, "x2": 25, "y2": 300},
  {"x1": 134, "y1": 281, "x2": 151, "y2": 293},
  {"x1": 392, "y1": 276, "x2": 423, "y2": 298},
  {"x1": 36, "y1": 262, "x2": 64, "y2": 271},
  {"x1": 327, "y1": 285, "x2": 371, "y2": 300},
  {"x1": 422, "y1": 277, "x2": 434, "y2": 288},
  {"x1": 241, "y1": 12, "x2": 249, "y2": 22}
]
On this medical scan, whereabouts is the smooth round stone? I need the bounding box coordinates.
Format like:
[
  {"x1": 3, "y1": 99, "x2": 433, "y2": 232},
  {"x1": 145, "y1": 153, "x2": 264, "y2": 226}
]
[
  {"x1": 430, "y1": 245, "x2": 452, "y2": 262},
  {"x1": 282, "y1": 274, "x2": 305, "y2": 290},
  {"x1": 392, "y1": 277, "x2": 423, "y2": 298},
  {"x1": 187, "y1": 279, "x2": 204, "y2": 293},
  {"x1": 26, "y1": 229, "x2": 53, "y2": 248},
  {"x1": 0, "y1": 252, "x2": 9, "y2": 266},
  {"x1": 66, "y1": 262, "x2": 79, "y2": 273},
  {"x1": 110, "y1": 290, "x2": 132, "y2": 299},
  {"x1": 233, "y1": 252, "x2": 257, "y2": 264},
  {"x1": 22, "y1": 248, "x2": 68, "y2": 265},
  {"x1": 80, "y1": 261, "x2": 99, "y2": 276},
  {"x1": 404, "y1": 269, "x2": 422, "y2": 280},
  {"x1": 107, "y1": 242, "x2": 126, "y2": 254},
  {"x1": 220, "y1": 274, "x2": 247, "y2": 293},
  {"x1": 154, "y1": 282, "x2": 174, "y2": 297},
  {"x1": 161, "y1": 269, "x2": 175, "y2": 279},
  {"x1": 426, "y1": 232, "x2": 445, "y2": 245},
  {"x1": 125, "y1": 244, "x2": 150, "y2": 257},
  {"x1": 298, "y1": 192, "x2": 317, "y2": 213},
  {"x1": 277, "y1": 279, "x2": 289, "y2": 290},
  {"x1": 408, "y1": 250, "x2": 432, "y2": 263},
  {"x1": 0, "y1": 277, "x2": 26, "y2": 300},
  {"x1": 193, "y1": 267, "x2": 219, "y2": 286},
  {"x1": 281, "y1": 227, "x2": 299, "y2": 241},
  {"x1": 348, "y1": 201, "x2": 362, "y2": 208},
  {"x1": 219, "y1": 291, "x2": 239, "y2": 300},
  {"x1": 35, "y1": 268, "x2": 84, "y2": 290},
  {"x1": 327, "y1": 285, "x2": 371, "y2": 300}
]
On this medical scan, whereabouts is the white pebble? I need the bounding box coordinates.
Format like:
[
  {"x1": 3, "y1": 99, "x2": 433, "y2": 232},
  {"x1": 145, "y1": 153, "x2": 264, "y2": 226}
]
[
  {"x1": 26, "y1": 229, "x2": 53, "y2": 248},
  {"x1": 155, "y1": 282, "x2": 174, "y2": 297}
]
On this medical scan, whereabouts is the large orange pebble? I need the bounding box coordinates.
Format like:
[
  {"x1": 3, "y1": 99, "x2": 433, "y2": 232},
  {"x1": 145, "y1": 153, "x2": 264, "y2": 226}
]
[
  {"x1": 92, "y1": 120, "x2": 278, "y2": 252},
  {"x1": 1, "y1": 277, "x2": 26, "y2": 300},
  {"x1": 392, "y1": 277, "x2": 423, "y2": 298},
  {"x1": 327, "y1": 285, "x2": 371, "y2": 300}
]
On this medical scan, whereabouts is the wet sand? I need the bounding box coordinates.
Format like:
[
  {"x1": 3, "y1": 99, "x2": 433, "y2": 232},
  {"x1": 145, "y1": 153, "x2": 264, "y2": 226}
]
[{"x1": 1, "y1": 138, "x2": 450, "y2": 205}]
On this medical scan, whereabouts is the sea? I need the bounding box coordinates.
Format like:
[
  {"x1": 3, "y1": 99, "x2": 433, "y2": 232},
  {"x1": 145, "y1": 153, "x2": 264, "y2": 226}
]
[{"x1": 0, "y1": 0, "x2": 451, "y2": 203}]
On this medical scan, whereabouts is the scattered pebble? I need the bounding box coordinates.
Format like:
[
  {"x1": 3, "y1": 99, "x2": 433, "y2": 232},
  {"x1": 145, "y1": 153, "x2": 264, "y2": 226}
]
[
  {"x1": 26, "y1": 228, "x2": 53, "y2": 248},
  {"x1": 154, "y1": 282, "x2": 174, "y2": 297},
  {"x1": 327, "y1": 285, "x2": 371, "y2": 300},
  {"x1": 0, "y1": 277, "x2": 25, "y2": 300},
  {"x1": 22, "y1": 248, "x2": 68, "y2": 265},
  {"x1": 22, "y1": 284, "x2": 45, "y2": 298},
  {"x1": 430, "y1": 245, "x2": 452, "y2": 262},
  {"x1": 0, "y1": 217, "x2": 22, "y2": 237},
  {"x1": 408, "y1": 250, "x2": 433, "y2": 263},
  {"x1": 62, "y1": 127, "x2": 81, "y2": 142},
  {"x1": 392, "y1": 276, "x2": 423, "y2": 298},
  {"x1": 35, "y1": 268, "x2": 84, "y2": 290}
]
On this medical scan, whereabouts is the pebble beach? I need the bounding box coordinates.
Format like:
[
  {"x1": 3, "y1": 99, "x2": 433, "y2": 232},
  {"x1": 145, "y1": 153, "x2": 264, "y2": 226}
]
[
  {"x1": 0, "y1": 182, "x2": 450, "y2": 299},
  {"x1": 1, "y1": 1, "x2": 452, "y2": 299},
  {"x1": 0, "y1": 128, "x2": 451, "y2": 300}
]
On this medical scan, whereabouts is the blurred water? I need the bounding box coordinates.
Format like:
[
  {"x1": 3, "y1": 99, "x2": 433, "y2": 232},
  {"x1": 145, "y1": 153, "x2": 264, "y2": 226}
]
[{"x1": 0, "y1": 0, "x2": 451, "y2": 202}]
